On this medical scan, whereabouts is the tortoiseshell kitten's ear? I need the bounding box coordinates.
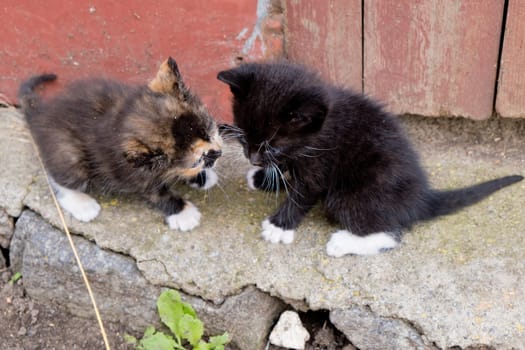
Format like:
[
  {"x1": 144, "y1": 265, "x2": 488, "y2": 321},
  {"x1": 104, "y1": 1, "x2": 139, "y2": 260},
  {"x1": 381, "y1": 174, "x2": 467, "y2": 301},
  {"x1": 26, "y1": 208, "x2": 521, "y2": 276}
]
[{"x1": 148, "y1": 56, "x2": 189, "y2": 100}]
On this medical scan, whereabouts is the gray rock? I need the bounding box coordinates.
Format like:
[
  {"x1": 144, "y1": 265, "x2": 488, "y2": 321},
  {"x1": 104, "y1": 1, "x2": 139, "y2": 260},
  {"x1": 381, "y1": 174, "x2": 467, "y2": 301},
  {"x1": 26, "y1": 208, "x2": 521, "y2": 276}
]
[
  {"x1": 0, "y1": 209, "x2": 14, "y2": 249},
  {"x1": 0, "y1": 247, "x2": 5, "y2": 270},
  {"x1": 0, "y1": 109, "x2": 39, "y2": 217},
  {"x1": 330, "y1": 306, "x2": 433, "y2": 350},
  {"x1": 11, "y1": 210, "x2": 284, "y2": 350},
  {"x1": 189, "y1": 286, "x2": 285, "y2": 350},
  {"x1": 10, "y1": 210, "x2": 161, "y2": 331}
]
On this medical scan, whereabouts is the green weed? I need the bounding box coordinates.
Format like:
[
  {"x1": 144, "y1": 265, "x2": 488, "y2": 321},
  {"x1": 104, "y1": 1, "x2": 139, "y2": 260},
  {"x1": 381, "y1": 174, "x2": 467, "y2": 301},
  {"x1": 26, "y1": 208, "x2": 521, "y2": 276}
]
[
  {"x1": 132, "y1": 289, "x2": 230, "y2": 350},
  {"x1": 8, "y1": 272, "x2": 22, "y2": 285}
]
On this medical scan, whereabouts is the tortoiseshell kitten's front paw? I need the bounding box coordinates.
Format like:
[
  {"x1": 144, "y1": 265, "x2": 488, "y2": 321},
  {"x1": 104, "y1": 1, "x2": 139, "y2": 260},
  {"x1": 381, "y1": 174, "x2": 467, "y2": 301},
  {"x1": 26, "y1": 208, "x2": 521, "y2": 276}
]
[
  {"x1": 166, "y1": 202, "x2": 201, "y2": 231},
  {"x1": 188, "y1": 169, "x2": 219, "y2": 190}
]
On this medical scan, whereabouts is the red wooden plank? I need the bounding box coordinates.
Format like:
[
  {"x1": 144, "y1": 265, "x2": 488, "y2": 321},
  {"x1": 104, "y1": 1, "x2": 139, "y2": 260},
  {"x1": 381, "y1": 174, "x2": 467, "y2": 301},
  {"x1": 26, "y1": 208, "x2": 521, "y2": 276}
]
[
  {"x1": 496, "y1": 1, "x2": 525, "y2": 118},
  {"x1": 284, "y1": 0, "x2": 362, "y2": 91},
  {"x1": 364, "y1": 1, "x2": 504, "y2": 120},
  {"x1": 0, "y1": 0, "x2": 276, "y2": 122}
]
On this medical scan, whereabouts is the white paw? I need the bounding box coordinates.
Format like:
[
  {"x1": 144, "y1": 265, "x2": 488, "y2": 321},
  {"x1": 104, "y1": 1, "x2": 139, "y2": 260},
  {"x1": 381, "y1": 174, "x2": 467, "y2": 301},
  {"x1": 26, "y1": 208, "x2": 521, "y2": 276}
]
[
  {"x1": 55, "y1": 186, "x2": 101, "y2": 222},
  {"x1": 261, "y1": 219, "x2": 295, "y2": 244},
  {"x1": 246, "y1": 166, "x2": 263, "y2": 190},
  {"x1": 166, "y1": 202, "x2": 201, "y2": 231},
  {"x1": 189, "y1": 169, "x2": 219, "y2": 190},
  {"x1": 326, "y1": 230, "x2": 398, "y2": 257}
]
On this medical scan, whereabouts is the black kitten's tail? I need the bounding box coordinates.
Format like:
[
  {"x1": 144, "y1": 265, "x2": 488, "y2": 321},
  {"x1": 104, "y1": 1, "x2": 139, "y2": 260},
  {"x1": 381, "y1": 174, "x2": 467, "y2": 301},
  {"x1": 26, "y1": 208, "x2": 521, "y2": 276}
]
[
  {"x1": 18, "y1": 73, "x2": 57, "y2": 113},
  {"x1": 421, "y1": 175, "x2": 523, "y2": 220}
]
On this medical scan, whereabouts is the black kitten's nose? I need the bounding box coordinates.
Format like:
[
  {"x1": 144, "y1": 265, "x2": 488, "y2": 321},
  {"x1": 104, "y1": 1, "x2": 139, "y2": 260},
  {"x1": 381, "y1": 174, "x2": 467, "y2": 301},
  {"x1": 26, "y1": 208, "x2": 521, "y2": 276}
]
[
  {"x1": 249, "y1": 152, "x2": 263, "y2": 167},
  {"x1": 204, "y1": 149, "x2": 222, "y2": 167}
]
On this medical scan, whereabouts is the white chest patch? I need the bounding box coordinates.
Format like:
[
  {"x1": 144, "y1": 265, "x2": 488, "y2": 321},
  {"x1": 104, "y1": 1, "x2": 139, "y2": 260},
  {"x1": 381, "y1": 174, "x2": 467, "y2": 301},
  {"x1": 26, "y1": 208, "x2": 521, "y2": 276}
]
[
  {"x1": 261, "y1": 219, "x2": 295, "y2": 244},
  {"x1": 326, "y1": 230, "x2": 398, "y2": 257},
  {"x1": 166, "y1": 202, "x2": 201, "y2": 231}
]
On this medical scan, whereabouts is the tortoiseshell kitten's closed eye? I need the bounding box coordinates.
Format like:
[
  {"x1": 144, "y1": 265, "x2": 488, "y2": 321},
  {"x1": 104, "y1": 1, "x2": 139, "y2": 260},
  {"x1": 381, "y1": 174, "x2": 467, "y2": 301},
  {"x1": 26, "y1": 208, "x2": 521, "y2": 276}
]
[
  {"x1": 20, "y1": 57, "x2": 222, "y2": 231},
  {"x1": 218, "y1": 61, "x2": 522, "y2": 256}
]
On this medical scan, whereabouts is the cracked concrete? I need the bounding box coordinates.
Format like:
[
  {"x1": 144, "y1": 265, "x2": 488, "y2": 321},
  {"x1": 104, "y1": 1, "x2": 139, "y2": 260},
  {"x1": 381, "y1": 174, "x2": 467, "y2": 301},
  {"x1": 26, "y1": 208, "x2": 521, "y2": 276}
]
[
  {"x1": 0, "y1": 109, "x2": 39, "y2": 217},
  {"x1": 10, "y1": 210, "x2": 284, "y2": 350},
  {"x1": 2, "y1": 107, "x2": 525, "y2": 349}
]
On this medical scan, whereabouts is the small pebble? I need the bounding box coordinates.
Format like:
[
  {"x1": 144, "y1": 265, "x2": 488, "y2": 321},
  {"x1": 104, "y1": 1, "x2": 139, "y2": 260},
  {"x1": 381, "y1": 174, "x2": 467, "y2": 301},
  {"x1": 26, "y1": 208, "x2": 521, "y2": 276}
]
[
  {"x1": 17, "y1": 326, "x2": 27, "y2": 336},
  {"x1": 269, "y1": 310, "x2": 310, "y2": 350}
]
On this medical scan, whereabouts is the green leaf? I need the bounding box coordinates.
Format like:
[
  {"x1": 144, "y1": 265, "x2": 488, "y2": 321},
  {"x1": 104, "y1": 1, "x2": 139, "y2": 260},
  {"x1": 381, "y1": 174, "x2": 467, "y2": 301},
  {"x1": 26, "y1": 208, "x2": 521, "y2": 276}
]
[
  {"x1": 138, "y1": 330, "x2": 177, "y2": 350},
  {"x1": 123, "y1": 333, "x2": 137, "y2": 345},
  {"x1": 157, "y1": 290, "x2": 186, "y2": 336},
  {"x1": 181, "y1": 299, "x2": 197, "y2": 319},
  {"x1": 178, "y1": 313, "x2": 204, "y2": 346},
  {"x1": 208, "y1": 333, "x2": 230, "y2": 349},
  {"x1": 9, "y1": 272, "x2": 22, "y2": 284},
  {"x1": 193, "y1": 340, "x2": 211, "y2": 350},
  {"x1": 144, "y1": 326, "x2": 157, "y2": 337},
  {"x1": 157, "y1": 289, "x2": 200, "y2": 340}
]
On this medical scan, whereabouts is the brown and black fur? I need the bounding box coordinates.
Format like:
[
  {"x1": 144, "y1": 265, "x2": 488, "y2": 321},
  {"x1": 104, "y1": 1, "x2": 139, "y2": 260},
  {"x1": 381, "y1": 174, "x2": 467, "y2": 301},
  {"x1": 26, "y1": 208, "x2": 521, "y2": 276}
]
[{"x1": 19, "y1": 57, "x2": 222, "y2": 225}]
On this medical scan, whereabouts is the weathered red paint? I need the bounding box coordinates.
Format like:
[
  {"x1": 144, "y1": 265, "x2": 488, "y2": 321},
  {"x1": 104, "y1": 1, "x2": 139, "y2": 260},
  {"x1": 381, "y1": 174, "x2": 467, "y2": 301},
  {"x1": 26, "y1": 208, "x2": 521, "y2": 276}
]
[
  {"x1": 284, "y1": 0, "x2": 362, "y2": 91},
  {"x1": 0, "y1": 0, "x2": 280, "y2": 122},
  {"x1": 364, "y1": 1, "x2": 504, "y2": 120},
  {"x1": 496, "y1": 1, "x2": 525, "y2": 118}
]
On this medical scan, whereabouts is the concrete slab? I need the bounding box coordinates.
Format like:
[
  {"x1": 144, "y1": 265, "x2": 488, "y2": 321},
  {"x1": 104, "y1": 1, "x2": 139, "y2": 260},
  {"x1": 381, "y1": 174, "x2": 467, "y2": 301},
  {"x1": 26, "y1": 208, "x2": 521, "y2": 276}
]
[
  {"x1": 0, "y1": 109, "x2": 40, "y2": 217},
  {"x1": 2, "y1": 107, "x2": 525, "y2": 349}
]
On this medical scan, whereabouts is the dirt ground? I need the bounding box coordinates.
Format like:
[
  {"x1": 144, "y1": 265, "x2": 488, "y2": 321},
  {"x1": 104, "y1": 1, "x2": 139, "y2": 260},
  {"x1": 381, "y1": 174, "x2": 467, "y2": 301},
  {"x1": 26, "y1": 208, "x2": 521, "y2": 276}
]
[
  {"x1": 0, "y1": 267, "x2": 352, "y2": 349},
  {"x1": 0, "y1": 268, "x2": 136, "y2": 349}
]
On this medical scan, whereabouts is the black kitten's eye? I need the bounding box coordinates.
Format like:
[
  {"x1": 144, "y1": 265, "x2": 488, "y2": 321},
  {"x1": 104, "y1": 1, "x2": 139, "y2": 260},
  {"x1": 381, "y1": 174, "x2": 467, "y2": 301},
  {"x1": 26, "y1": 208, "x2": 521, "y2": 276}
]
[
  {"x1": 288, "y1": 111, "x2": 302, "y2": 123},
  {"x1": 266, "y1": 147, "x2": 281, "y2": 157}
]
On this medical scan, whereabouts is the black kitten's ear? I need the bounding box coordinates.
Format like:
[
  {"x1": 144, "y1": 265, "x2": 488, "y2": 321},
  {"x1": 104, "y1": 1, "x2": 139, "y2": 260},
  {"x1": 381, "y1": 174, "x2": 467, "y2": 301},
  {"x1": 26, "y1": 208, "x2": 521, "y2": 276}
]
[
  {"x1": 217, "y1": 69, "x2": 252, "y2": 97},
  {"x1": 148, "y1": 57, "x2": 188, "y2": 99}
]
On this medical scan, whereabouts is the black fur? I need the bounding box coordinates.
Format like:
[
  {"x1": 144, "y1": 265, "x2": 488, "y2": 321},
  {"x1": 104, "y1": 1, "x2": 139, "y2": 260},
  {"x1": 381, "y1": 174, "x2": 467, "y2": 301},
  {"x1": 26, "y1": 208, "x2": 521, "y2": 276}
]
[{"x1": 218, "y1": 61, "x2": 523, "y2": 239}]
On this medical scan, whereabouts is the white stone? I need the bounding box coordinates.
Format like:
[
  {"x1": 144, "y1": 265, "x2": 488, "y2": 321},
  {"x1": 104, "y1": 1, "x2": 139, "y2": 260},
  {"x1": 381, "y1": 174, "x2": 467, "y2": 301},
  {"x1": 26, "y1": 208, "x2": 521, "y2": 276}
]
[{"x1": 269, "y1": 311, "x2": 310, "y2": 350}]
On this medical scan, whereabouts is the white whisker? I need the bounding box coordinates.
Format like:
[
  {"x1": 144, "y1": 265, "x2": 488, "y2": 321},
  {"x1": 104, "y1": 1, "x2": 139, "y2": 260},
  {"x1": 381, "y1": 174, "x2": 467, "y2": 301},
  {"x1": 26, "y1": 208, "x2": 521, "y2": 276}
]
[{"x1": 304, "y1": 145, "x2": 337, "y2": 151}]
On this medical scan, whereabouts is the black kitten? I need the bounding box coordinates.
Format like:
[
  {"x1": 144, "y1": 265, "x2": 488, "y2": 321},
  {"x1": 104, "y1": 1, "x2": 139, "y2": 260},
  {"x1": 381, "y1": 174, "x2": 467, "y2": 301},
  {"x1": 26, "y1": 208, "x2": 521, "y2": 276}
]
[
  {"x1": 217, "y1": 61, "x2": 523, "y2": 256},
  {"x1": 20, "y1": 57, "x2": 222, "y2": 231}
]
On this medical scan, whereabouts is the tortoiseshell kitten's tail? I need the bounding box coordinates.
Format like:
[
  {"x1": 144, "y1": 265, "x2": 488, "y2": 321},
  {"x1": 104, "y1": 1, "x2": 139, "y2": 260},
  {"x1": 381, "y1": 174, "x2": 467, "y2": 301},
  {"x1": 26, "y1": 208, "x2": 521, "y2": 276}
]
[
  {"x1": 18, "y1": 73, "x2": 57, "y2": 114},
  {"x1": 20, "y1": 58, "x2": 222, "y2": 230}
]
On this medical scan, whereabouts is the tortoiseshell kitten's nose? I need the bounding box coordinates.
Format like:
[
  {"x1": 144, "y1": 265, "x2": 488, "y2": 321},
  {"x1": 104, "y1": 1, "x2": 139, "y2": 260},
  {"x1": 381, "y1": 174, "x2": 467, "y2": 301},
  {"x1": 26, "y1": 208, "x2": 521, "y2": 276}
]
[{"x1": 204, "y1": 149, "x2": 222, "y2": 167}]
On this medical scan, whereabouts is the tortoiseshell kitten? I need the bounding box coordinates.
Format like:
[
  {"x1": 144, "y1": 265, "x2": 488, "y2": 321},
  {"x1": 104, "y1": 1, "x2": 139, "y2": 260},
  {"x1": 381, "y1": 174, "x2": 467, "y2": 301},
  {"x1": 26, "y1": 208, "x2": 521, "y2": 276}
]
[
  {"x1": 20, "y1": 57, "x2": 222, "y2": 231},
  {"x1": 218, "y1": 61, "x2": 523, "y2": 256}
]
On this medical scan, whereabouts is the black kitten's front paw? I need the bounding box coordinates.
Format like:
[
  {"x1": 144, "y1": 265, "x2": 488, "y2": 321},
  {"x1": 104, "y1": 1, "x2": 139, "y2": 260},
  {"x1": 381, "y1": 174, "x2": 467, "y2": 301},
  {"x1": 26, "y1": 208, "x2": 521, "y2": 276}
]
[
  {"x1": 246, "y1": 167, "x2": 281, "y2": 192},
  {"x1": 188, "y1": 169, "x2": 219, "y2": 190},
  {"x1": 261, "y1": 219, "x2": 295, "y2": 244},
  {"x1": 247, "y1": 167, "x2": 265, "y2": 190}
]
